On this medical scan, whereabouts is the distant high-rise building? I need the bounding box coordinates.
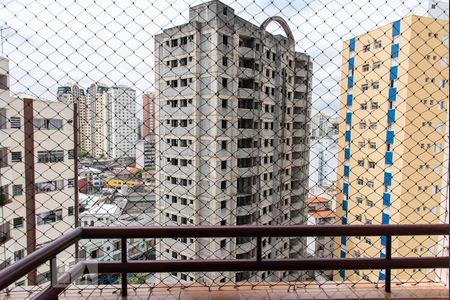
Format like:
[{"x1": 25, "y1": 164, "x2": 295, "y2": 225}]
[
  {"x1": 309, "y1": 138, "x2": 338, "y2": 188},
  {"x1": 155, "y1": 0, "x2": 312, "y2": 284},
  {"x1": 1, "y1": 57, "x2": 76, "y2": 286},
  {"x1": 310, "y1": 112, "x2": 339, "y2": 139},
  {"x1": 104, "y1": 86, "x2": 138, "y2": 159},
  {"x1": 57, "y1": 83, "x2": 91, "y2": 154},
  {"x1": 60, "y1": 83, "x2": 137, "y2": 159},
  {"x1": 335, "y1": 16, "x2": 449, "y2": 283},
  {"x1": 87, "y1": 83, "x2": 109, "y2": 158},
  {"x1": 142, "y1": 92, "x2": 156, "y2": 138},
  {"x1": 136, "y1": 137, "x2": 156, "y2": 169}
]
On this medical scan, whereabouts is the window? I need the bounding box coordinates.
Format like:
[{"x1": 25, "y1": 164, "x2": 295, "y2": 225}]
[
  {"x1": 368, "y1": 161, "x2": 376, "y2": 168},
  {"x1": 222, "y1": 56, "x2": 228, "y2": 66},
  {"x1": 358, "y1": 141, "x2": 365, "y2": 149},
  {"x1": 10, "y1": 117, "x2": 20, "y2": 129},
  {"x1": 357, "y1": 179, "x2": 364, "y2": 185},
  {"x1": 220, "y1": 239, "x2": 227, "y2": 248},
  {"x1": 361, "y1": 84, "x2": 368, "y2": 92},
  {"x1": 0, "y1": 109, "x2": 5, "y2": 129},
  {"x1": 221, "y1": 140, "x2": 227, "y2": 150},
  {"x1": 362, "y1": 64, "x2": 369, "y2": 72},
  {"x1": 221, "y1": 120, "x2": 227, "y2": 129},
  {"x1": 68, "y1": 178, "x2": 75, "y2": 188},
  {"x1": 220, "y1": 181, "x2": 226, "y2": 191},
  {"x1": 371, "y1": 102, "x2": 379, "y2": 109},
  {"x1": 68, "y1": 206, "x2": 74, "y2": 216},
  {"x1": 222, "y1": 77, "x2": 228, "y2": 88},
  {"x1": 363, "y1": 44, "x2": 370, "y2": 52},
  {"x1": 222, "y1": 34, "x2": 229, "y2": 45},
  {"x1": 357, "y1": 160, "x2": 365, "y2": 167},
  {"x1": 34, "y1": 119, "x2": 63, "y2": 130},
  {"x1": 435, "y1": 143, "x2": 442, "y2": 153},
  {"x1": 374, "y1": 40, "x2": 381, "y2": 48},
  {"x1": 359, "y1": 122, "x2": 366, "y2": 129},
  {"x1": 369, "y1": 122, "x2": 377, "y2": 129},
  {"x1": 221, "y1": 98, "x2": 228, "y2": 108},
  {"x1": 373, "y1": 61, "x2": 381, "y2": 69},
  {"x1": 11, "y1": 152, "x2": 22, "y2": 163},
  {"x1": 439, "y1": 79, "x2": 447, "y2": 89},
  {"x1": 369, "y1": 142, "x2": 376, "y2": 149},
  {"x1": 360, "y1": 103, "x2": 367, "y2": 110},
  {"x1": 35, "y1": 180, "x2": 64, "y2": 194},
  {"x1": 221, "y1": 160, "x2": 227, "y2": 170},
  {"x1": 12, "y1": 184, "x2": 22, "y2": 196},
  {"x1": 37, "y1": 209, "x2": 63, "y2": 225},
  {"x1": 37, "y1": 150, "x2": 64, "y2": 163},
  {"x1": 367, "y1": 181, "x2": 374, "y2": 188},
  {"x1": 14, "y1": 249, "x2": 24, "y2": 261},
  {"x1": 356, "y1": 197, "x2": 363, "y2": 204},
  {"x1": 355, "y1": 215, "x2": 362, "y2": 221},
  {"x1": 372, "y1": 82, "x2": 379, "y2": 89},
  {"x1": 68, "y1": 149, "x2": 74, "y2": 159},
  {"x1": 13, "y1": 217, "x2": 23, "y2": 228}
]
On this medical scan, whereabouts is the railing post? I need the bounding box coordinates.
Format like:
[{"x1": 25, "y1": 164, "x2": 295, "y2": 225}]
[
  {"x1": 385, "y1": 235, "x2": 392, "y2": 293},
  {"x1": 121, "y1": 237, "x2": 127, "y2": 297},
  {"x1": 50, "y1": 256, "x2": 56, "y2": 288},
  {"x1": 256, "y1": 237, "x2": 262, "y2": 261}
]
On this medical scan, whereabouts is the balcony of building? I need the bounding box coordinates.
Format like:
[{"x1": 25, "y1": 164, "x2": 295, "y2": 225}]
[{"x1": 0, "y1": 225, "x2": 448, "y2": 300}]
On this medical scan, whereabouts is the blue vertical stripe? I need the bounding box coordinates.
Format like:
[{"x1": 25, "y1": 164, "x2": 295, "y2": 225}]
[
  {"x1": 344, "y1": 148, "x2": 350, "y2": 159},
  {"x1": 349, "y1": 38, "x2": 355, "y2": 51},
  {"x1": 385, "y1": 151, "x2": 393, "y2": 165},
  {"x1": 346, "y1": 112, "x2": 352, "y2": 124},
  {"x1": 390, "y1": 66, "x2": 398, "y2": 80},
  {"x1": 347, "y1": 76, "x2": 354, "y2": 88},
  {"x1": 383, "y1": 193, "x2": 391, "y2": 206},
  {"x1": 387, "y1": 109, "x2": 396, "y2": 123},
  {"x1": 386, "y1": 131, "x2": 394, "y2": 144},
  {"x1": 348, "y1": 57, "x2": 355, "y2": 70},
  {"x1": 382, "y1": 212, "x2": 389, "y2": 224},
  {"x1": 391, "y1": 43, "x2": 399, "y2": 58},
  {"x1": 388, "y1": 87, "x2": 397, "y2": 101},
  {"x1": 392, "y1": 20, "x2": 401, "y2": 37},
  {"x1": 346, "y1": 94, "x2": 353, "y2": 106}
]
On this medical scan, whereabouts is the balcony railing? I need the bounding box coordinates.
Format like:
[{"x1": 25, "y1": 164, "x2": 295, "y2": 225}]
[{"x1": 0, "y1": 224, "x2": 448, "y2": 299}]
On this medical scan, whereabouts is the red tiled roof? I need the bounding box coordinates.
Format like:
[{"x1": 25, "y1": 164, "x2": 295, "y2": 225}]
[
  {"x1": 307, "y1": 196, "x2": 329, "y2": 203},
  {"x1": 308, "y1": 210, "x2": 336, "y2": 219}
]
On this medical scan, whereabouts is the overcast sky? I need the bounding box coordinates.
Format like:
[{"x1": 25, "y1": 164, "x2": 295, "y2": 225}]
[{"x1": 0, "y1": 0, "x2": 444, "y2": 117}]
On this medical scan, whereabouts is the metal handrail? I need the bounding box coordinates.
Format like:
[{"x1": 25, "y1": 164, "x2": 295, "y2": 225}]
[{"x1": 0, "y1": 224, "x2": 448, "y2": 299}]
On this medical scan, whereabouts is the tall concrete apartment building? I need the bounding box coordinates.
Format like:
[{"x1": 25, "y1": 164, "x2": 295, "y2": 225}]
[
  {"x1": 335, "y1": 16, "x2": 448, "y2": 283},
  {"x1": 58, "y1": 83, "x2": 137, "y2": 159},
  {"x1": 104, "y1": 86, "x2": 138, "y2": 159},
  {"x1": 0, "y1": 57, "x2": 76, "y2": 286},
  {"x1": 155, "y1": 0, "x2": 312, "y2": 283},
  {"x1": 142, "y1": 92, "x2": 156, "y2": 138},
  {"x1": 57, "y1": 83, "x2": 91, "y2": 154}
]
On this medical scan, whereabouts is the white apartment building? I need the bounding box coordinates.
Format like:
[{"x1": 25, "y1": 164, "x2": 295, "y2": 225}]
[
  {"x1": 155, "y1": 0, "x2": 312, "y2": 284},
  {"x1": 57, "y1": 83, "x2": 91, "y2": 154},
  {"x1": 136, "y1": 138, "x2": 156, "y2": 169},
  {"x1": 104, "y1": 86, "x2": 137, "y2": 159},
  {"x1": 59, "y1": 83, "x2": 137, "y2": 159},
  {"x1": 0, "y1": 57, "x2": 76, "y2": 286},
  {"x1": 309, "y1": 138, "x2": 338, "y2": 188},
  {"x1": 86, "y1": 83, "x2": 109, "y2": 158}
]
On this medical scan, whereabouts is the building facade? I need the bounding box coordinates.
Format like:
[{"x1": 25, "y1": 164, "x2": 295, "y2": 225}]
[
  {"x1": 155, "y1": 0, "x2": 312, "y2": 283},
  {"x1": 59, "y1": 83, "x2": 137, "y2": 159},
  {"x1": 0, "y1": 57, "x2": 76, "y2": 286},
  {"x1": 136, "y1": 138, "x2": 156, "y2": 169},
  {"x1": 104, "y1": 86, "x2": 138, "y2": 159},
  {"x1": 142, "y1": 92, "x2": 156, "y2": 138},
  {"x1": 309, "y1": 138, "x2": 338, "y2": 188},
  {"x1": 335, "y1": 16, "x2": 449, "y2": 283},
  {"x1": 57, "y1": 83, "x2": 91, "y2": 154}
]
